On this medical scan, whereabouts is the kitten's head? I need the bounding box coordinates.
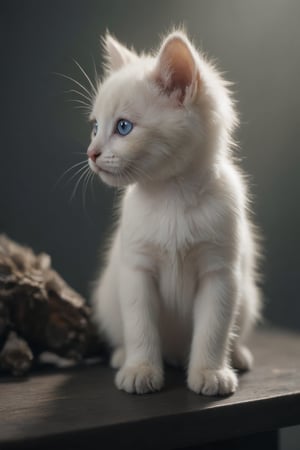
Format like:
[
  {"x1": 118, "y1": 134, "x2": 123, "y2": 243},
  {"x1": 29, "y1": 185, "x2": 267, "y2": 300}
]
[{"x1": 87, "y1": 31, "x2": 237, "y2": 187}]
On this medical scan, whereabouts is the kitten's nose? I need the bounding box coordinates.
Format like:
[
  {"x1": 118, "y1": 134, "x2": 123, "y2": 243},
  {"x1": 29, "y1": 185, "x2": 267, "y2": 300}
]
[{"x1": 87, "y1": 147, "x2": 101, "y2": 163}]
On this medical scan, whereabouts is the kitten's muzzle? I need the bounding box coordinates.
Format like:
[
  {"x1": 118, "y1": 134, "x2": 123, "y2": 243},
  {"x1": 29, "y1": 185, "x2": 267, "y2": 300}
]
[{"x1": 87, "y1": 146, "x2": 101, "y2": 163}]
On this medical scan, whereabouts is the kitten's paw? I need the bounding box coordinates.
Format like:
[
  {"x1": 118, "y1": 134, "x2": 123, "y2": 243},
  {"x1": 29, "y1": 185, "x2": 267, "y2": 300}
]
[
  {"x1": 231, "y1": 345, "x2": 253, "y2": 371},
  {"x1": 187, "y1": 367, "x2": 238, "y2": 396},
  {"x1": 110, "y1": 347, "x2": 125, "y2": 369},
  {"x1": 115, "y1": 363, "x2": 164, "y2": 394}
]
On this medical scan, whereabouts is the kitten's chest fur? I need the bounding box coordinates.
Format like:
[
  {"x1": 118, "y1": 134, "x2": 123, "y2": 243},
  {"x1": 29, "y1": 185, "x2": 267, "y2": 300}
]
[
  {"x1": 122, "y1": 183, "x2": 209, "y2": 308},
  {"x1": 157, "y1": 247, "x2": 198, "y2": 316}
]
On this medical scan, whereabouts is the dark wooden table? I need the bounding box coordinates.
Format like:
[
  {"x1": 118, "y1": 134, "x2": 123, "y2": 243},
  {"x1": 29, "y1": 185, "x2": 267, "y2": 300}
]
[{"x1": 0, "y1": 328, "x2": 299, "y2": 450}]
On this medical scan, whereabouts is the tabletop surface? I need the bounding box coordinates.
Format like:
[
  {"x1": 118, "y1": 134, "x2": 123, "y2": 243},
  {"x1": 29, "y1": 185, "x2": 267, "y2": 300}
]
[{"x1": 1, "y1": 327, "x2": 300, "y2": 449}]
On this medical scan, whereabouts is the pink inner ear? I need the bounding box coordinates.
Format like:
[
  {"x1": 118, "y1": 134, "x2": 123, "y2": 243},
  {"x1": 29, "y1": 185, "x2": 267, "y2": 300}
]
[{"x1": 157, "y1": 37, "x2": 199, "y2": 102}]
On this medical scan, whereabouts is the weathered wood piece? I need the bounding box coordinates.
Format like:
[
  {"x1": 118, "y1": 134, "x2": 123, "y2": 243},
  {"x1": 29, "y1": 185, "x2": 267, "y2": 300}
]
[{"x1": 0, "y1": 235, "x2": 103, "y2": 375}]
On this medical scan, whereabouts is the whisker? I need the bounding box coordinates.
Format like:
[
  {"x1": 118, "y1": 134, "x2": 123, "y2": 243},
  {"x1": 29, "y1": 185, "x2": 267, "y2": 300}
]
[
  {"x1": 118, "y1": 165, "x2": 133, "y2": 187},
  {"x1": 66, "y1": 98, "x2": 91, "y2": 107},
  {"x1": 83, "y1": 169, "x2": 91, "y2": 202},
  {"x1": 130, "y1": 165, "x2": 151, "y2": 181},
  {"x1": 53, "y1": 160, "x2": 87, "y2": 190},
  {"x1": 122, "y1": 167, "x2": 132, "y2": 185},
  {"x1": 91, "y1": 55, "x2": 100, "y2": 91},
  {"x1": 54, "y1": 72, "x2": 92, "y2": 98},
  {"x1": 72, "y1": 105, "x2": 91, "y2": 110},
  {"x1": 85, "y1": 170, "x2": 95, "y2": 209},
  {"x1": 70, "y1": 166, "x2": 90, "y2": 202},
  {"x1": 72, "y1": 106, "x2": 92, "y2": 116},
  {"x1": 91, "y1": 172, "x2": 97, "y2": 202},
  {"x1": 64, "y1": 89, "x2": 92, "y2": 103},
  {"x1": 81, "y1": 168, "x2": 91, "y2": 213},
  {"x1": 73, "y1": 59, "x2": 97, "y2": 96},
  {"x1": 73, "y1": 106, "x2": 92, "y2": 111},
  {"x1": 127, "y1": 168, "x2": 138, "y2": 183},
  {"x1": 116, "y1": 154, "x2": 153, "y2": 182},
  {"x1": 123, "y1": 160, "x2": 153, "y2": 182},
  {"x1": 68, "y1": 163, "x2": 89, "y2": 184}
]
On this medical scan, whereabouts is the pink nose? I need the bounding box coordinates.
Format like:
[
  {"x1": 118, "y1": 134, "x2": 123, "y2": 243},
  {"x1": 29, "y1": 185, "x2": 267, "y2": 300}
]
[{"x1": 87, "y1": 147, "x2": 101, "y2": 163}]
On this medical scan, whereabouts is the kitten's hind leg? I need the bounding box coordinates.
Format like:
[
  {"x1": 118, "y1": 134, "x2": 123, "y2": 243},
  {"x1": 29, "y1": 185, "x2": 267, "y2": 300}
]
[
  {"x1": 92, "y1": 231, "x2": 124, "y2": 352},
  {"x1": 231, "y1": 282, "x2": 261, "y2": 371},
  {"x1": 110, "y1": 347, "x2": 125, "y2": 369},
  {"x1": 231, "y1": 345, "x2": 253, "y2": 371}
]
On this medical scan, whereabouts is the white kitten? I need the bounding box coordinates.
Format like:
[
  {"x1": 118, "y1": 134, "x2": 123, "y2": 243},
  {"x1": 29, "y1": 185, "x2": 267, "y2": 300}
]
[{"x1": 88, "y1": 30, "x2": 261, "y2": 395}]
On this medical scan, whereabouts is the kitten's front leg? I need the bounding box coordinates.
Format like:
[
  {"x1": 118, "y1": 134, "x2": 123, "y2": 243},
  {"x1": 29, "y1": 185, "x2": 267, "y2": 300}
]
[
  {"x1": 188, "y1": 269, "x2": 239, "y2": 396},
  {"x1": 115, "y1": 265, "x2": 163, "y2": 394}
]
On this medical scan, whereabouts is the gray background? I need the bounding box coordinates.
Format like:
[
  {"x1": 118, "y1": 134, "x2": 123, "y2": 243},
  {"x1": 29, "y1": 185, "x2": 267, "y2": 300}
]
[{"x1": 1, "y1": 1, "x2": 299, "y2": 447}]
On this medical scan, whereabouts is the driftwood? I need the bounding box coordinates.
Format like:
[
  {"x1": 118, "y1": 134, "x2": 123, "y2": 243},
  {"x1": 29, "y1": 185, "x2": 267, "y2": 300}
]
[{"x1": 0, "y1": 235, "x2": 104, "y2": 375}]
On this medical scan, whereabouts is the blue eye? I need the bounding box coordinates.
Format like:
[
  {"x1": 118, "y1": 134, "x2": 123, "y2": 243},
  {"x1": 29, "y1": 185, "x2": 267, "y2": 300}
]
[
  {"x1": 116, "y1": 119, "x2": 133, "y2": 136},
  {"x1": 92, "y1": 120, "x2": 98, "y2": 137}
]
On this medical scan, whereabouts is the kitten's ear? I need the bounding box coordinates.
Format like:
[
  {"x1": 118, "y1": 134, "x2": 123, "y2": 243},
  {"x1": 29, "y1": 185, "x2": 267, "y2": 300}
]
[
  {"x1": 152, "y1": 32, "x2": 200, "y2": 104},
  {"x1": 102, "y1": 33, "x2": 137, "y2": 72}
]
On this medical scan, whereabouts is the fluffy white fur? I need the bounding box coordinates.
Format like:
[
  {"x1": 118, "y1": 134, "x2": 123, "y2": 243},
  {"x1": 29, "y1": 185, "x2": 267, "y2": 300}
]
[{"x1": 88, "y1": 31, "x2": 261, "y2": 396}]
